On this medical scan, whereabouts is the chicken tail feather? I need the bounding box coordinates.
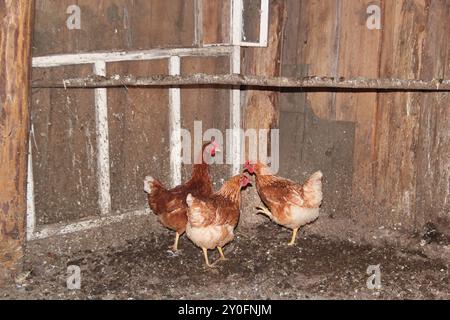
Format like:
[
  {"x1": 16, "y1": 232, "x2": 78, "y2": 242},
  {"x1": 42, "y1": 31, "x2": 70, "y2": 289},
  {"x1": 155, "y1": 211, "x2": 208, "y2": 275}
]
[
  {"x1": 303, "y1": 171, "x2": 323, "y2": 207},
  {"x1": 186, "y1": 193, "x2": 194, "y2": 207},
  {"x1": 144, "y1": 176, "x2": 156, "y2": 194}
]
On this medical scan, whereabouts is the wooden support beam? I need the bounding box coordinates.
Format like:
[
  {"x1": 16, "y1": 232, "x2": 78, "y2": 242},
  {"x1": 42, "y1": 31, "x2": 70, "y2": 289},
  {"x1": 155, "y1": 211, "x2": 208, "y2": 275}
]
[
  {"x1": 32, "y1": 73, "x2": 450, "y2": 91},
  {"x1": 0, "y1": 0, "x2": 34, "y2": 284}
]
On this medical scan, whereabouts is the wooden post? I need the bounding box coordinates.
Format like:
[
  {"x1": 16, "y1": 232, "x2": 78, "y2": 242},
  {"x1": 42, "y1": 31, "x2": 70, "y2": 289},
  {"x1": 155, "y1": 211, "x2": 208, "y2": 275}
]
[
  {"x1": 243, "y1": 0, "x2": 286, "y2": 142},
  {"x1": 0, "y1": 0, "x2": 34, "y2": 284}
]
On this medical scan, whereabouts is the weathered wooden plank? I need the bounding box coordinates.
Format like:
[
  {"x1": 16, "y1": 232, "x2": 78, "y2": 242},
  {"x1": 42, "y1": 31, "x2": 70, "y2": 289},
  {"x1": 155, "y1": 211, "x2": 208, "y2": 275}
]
[
  {"x1": 33, "y1": 0, "x2": 196, "y2": 56},
  {"x1": 181, "y1": 56, "x2": 230, "y2": 188},
  {"x1": 303, "y1": 0, "x2": 341, "y2": 120},
  {"x1": 279, "y1": 0, "x2": 306, "y2": 181},
  {"x1": 242, "y1": 0, "x2": 286, "y2": 135},
  {"x1": 333, "y1": 0, "x2": 381, "y2": 210},
  {"x1": 375, "y1": 0, "x2": 427, "y2": 228},
  {"x1": 202, "y1": 0, "x2": 230, "y2": 45},
  {"x1": 280, "y1": 0, "x2": 302, "y2": 69},
  {"x1": 415, "y1": 0, "x2": 450, "y2": 232},
  {"x1": 0, "y1": 0, "x2": 34, "y2": 283},
  {"x1": 31, "y1": 66, "x2": 99, "y2": 225},
  {"x1": 107, "y1": 59, "x2": 171, "y2": 213}
]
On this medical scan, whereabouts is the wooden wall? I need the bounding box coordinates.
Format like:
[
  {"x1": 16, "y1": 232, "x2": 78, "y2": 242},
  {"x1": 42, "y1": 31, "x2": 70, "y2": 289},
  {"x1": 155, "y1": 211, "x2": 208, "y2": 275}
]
[
  {"x1": 30, "y1": 0, "x2": 449, "y2": 233},
  {"x1": 242, "y1": 0, "x2": 449, "y2": 232}
]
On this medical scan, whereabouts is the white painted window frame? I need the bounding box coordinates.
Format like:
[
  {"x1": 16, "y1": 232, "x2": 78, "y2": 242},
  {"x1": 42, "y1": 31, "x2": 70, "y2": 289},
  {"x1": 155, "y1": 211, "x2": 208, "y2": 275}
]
[
  {"x1": 232, "y1": 0, "x2": 269, "y2": 47},
  {"x1": 27, "y1": 0, "x2": 269, "y2": 241}
]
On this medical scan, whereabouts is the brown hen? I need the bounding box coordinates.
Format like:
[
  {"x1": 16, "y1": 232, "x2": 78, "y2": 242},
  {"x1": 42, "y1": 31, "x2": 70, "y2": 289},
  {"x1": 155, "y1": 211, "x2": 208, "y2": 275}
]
[
  {"x1": 185, "y1": 174, "x2": 250, "y2": 267},
  {"x1": 245, "y1": 161, "x2": 323, "y2": 246},
  {"x1": 143, "y1": 139, "x2": 219, "y2": 251}
]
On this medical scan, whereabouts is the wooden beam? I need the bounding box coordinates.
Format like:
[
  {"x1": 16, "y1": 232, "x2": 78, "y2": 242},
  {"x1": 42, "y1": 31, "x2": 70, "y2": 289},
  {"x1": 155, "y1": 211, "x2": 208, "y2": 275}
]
[
  {"x1": 32, "y1": 46, "x2": 233, "y2": 68},
  {"x1": 32, "y1": 73, "x2": 450, "y2": 91},
  {"x1": 0, "y1": 0, "x2": 34, "y2": 284}
]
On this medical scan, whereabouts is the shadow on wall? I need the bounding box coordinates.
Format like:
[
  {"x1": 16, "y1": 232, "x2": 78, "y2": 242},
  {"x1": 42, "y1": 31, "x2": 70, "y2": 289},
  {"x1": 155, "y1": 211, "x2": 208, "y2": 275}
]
[{"x1": 278, "y1": 65, "x2": 355, "y2": 218}]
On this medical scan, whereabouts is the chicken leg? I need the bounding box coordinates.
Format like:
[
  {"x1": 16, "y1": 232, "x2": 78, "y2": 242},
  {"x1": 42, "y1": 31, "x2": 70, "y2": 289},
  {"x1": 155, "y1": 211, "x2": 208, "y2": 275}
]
[
  {"x1": 171, "y1": 232, "x2": 180, "y2": 251},
  {"x1": 202, "y1": 247, "x2": 215, "y2": 268},
  {"x1": 288, "y1": 227, "x2": 299, "y2": 246},
  {"x1": 217, "y1": 247, "x2": 228, "y2": 261}
]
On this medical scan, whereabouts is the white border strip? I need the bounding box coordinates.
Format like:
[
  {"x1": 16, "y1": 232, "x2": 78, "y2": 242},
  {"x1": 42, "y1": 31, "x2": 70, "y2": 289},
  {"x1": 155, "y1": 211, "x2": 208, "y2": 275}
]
[
  {"x1": 258, "y1": 0, "x2": 270, "y2": 47},
  {"x1": 32, "y1": 46, "x2": 233, "y2": 68},
  {"x1": 230, "y1": 0, "x2": 243, "y2": 176},
  {"x1": 231, "y1": 0, "x2": 243, "y2": 45},
  {"x1": 168, "y1": 56, "x2": 182, "y2": 187},
  {"x1": 26, "y1": 125, "x2": 36, "y2": 241},
  {"x1": 93, "y1": 61, "x2": 112, "y2": 215},
  {"x1": 29, "y1": 209, "x2": 150, "y2": 241},
  {"x1": 230, "y1": 46, "x2": 242, "y2": 176}
]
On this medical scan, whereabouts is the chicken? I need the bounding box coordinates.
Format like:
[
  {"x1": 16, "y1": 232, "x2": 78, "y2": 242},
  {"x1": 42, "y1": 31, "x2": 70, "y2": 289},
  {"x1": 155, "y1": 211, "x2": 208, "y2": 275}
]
[
  {"x1": 185, "y1": 174, "x2": 251, "y2": 267},
  {"x1": 244, "y1": 161, "x2": 323, "y2": 246},
  {"x1": 143, "y1": 138, "x2": 219, "y2": 251}
]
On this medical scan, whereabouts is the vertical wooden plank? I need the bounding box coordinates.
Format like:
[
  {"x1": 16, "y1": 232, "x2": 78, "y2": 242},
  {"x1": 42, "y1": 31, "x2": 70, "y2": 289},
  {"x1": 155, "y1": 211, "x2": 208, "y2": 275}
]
[
  {"x1": 107, "y1": 59, "x2": 170, "y2": 213},
  {"x1": 181, "y1": 56, "x2": 230, "y2": 189},
  {"x1": 415, "y1": 0, "x2": 450, "y2": 231},
  {"x1": 375, "y1": 0, "x2": 427, "y2": 228},
  {"x1": 334, "y1": 0, "x2": 382, "y2": 211},
  {"x1": 278, "y1": 0, "x2": 303, "y2": 178},
  {"x1": 202, "y1": 0, "x2": 230, "y2": 45},
  {"x1": 303, "y1": 0, "x2": 341, "y2": 120},
  {"x1": 0, "y1": 0, "x2": 34, "y2": 283},
  {"x1": 280, "y1": 0, "x2": 301, "y2": 68},
  {"x1": 278, "y1": 0, "x2": 309, "y2": 180},
  {"x1": 243, "y1": 0, "x2": 286, "y2": 133},
  {"x1": 372, "y1": 0, "x2": 393, "y2": 213}
]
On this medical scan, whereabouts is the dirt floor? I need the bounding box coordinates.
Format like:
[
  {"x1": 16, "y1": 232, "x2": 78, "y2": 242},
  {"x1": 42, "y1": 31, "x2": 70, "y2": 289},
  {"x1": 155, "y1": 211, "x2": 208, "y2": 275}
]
[{"x1": 1, "y1": 217, "x2": 449, "y2": 300}]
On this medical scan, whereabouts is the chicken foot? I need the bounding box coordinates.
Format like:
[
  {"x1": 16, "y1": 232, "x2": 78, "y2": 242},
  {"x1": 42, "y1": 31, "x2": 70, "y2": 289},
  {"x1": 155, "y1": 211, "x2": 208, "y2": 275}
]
[
  {"x1": 202, "y1": 247, "x2": 215, "y2": 268},
  {"x1": 288, "y1": 227, "x2": 299, "y2": 246},
  {"x1": 217, "y1": 247, "x2": 228, "y2": 261},
  {"x1": 210, "y1": 247, "x2": 228, "y2": 266},
  {"x1": 256, "y1": 206, "x2": 272, "y2": 218}
]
